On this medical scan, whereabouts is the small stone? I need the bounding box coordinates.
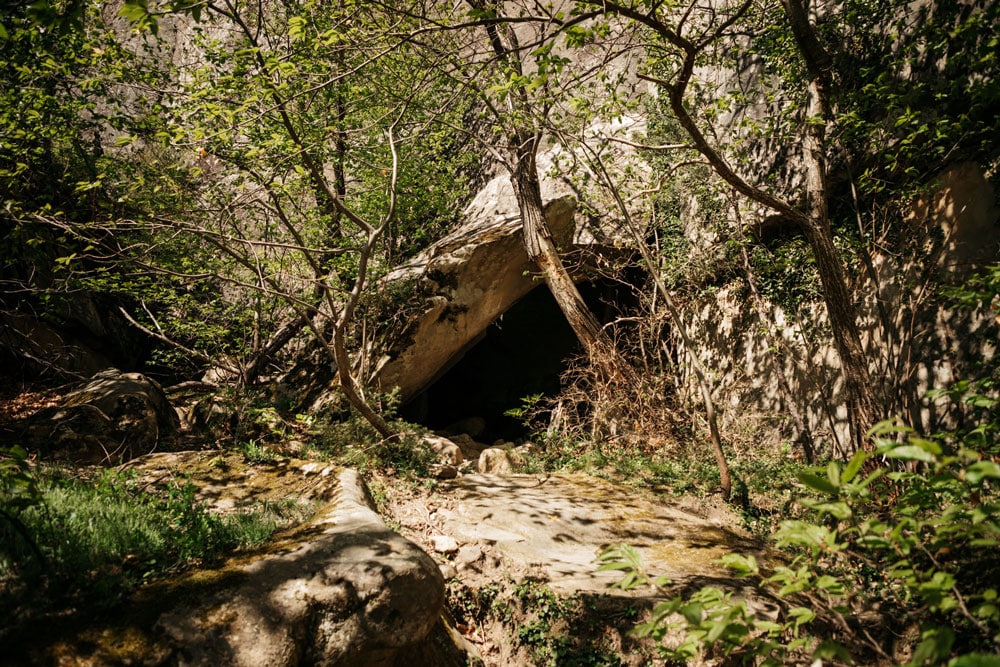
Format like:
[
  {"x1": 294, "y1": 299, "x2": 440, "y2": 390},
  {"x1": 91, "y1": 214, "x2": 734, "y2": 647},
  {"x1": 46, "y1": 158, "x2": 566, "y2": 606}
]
[
  {"x1": 423, "y1": 434, "x2": 464, "y2": 466},
  {"x1": 478, "y1": 448, "x2": 512, "y2": 475},
  {"x1": 429, "y1": 534, "x2": 460, "y2": 554},
  {"x1": 455, "y1": 545, "x2": 483, "y2": 572},
  {"x1": 439, "y1": 562, "x2": 458, "y2": 580},
  {"x1": 432, "y1": 464, "x2": 459, "y2": 479}
]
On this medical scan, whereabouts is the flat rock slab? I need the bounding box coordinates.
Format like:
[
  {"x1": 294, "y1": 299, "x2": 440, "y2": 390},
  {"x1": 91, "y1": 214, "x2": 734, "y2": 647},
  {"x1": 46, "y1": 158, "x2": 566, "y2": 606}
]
[{"x1": 429, "y1": 473, "x2": 765, "y2": 595}]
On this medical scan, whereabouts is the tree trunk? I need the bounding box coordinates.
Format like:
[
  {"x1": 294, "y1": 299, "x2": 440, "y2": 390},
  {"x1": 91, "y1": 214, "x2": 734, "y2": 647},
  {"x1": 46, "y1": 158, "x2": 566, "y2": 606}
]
[
  {"x1": 580, "y1": 139, "x2": 733, "y2": 500},
  {"x1": 802, "y1": 219, "x2": 877, "y2": 452},
  {"x1": 241, "y1": 313, "x2": 309, "y2": 387},
  {"x1": 786, "y1": 0, "x2": 880, "y2": 450},
  {"x1": 509, "y1": 139, "x2": 613, "y2": 364},
  {"x1": 333, "y1": 325, "x2": 396, "y2": 439}
]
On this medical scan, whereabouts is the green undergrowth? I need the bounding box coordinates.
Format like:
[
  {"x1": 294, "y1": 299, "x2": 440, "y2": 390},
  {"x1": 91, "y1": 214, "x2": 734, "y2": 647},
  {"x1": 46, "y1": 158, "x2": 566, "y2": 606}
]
[
  {"x1": 599, "y1": 415, "x2": 1000, "y2": 666},
  {"x1": 303, "y1": 410, "x2": 435, "y2": 479},
  {"x1": 209, "y1": 388, "x2": 435, "y2": 479},
  {"x1": 0, "y1": 454, "x2": 307, "y2": 636}
]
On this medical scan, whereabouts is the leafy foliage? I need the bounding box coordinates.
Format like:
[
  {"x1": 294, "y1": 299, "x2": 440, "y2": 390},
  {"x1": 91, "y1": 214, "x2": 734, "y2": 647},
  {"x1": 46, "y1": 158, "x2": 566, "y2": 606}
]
[
  {"x1": 602, "y1": 417, "x2": 1000, "y2": 665},
  {"x1": 447, "y1": 577, "x2": 636, "y2": 667}
]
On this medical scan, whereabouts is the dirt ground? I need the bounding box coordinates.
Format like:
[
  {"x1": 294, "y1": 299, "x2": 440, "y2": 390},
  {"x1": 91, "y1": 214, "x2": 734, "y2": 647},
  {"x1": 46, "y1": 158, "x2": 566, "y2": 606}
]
[{"x1": 376, "y1": 470, "x2": 773, "y2": 666}]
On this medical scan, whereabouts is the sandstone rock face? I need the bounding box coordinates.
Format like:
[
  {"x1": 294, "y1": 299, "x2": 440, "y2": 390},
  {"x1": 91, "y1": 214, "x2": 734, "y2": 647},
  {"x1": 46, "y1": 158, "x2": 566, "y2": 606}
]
[
  {"x1": 30, "y1": 467, "x2": 452, "y2": 667},
  {"x1": 678, "y1": 162, "x2": 999, "y2": 454},
  {"x1": 368, "y1": 195, "x2": 577, "y2": 404},
  {"x1": 14, "y1": 368, "x2": 180, "y2": 463}
]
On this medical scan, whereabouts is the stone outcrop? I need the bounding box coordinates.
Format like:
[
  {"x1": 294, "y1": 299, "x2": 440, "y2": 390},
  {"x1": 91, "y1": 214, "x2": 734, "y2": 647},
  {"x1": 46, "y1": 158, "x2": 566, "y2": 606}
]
[
  {"x1": 367, "y1": 194, "x2": 578, "y2": 405},
  {"x1": 0, "y1": 295, "x2": 143, "y2": 381},
  {"x1": 678, "y1": 162, "x2": 999, "y2": 453},
  {"x1": 19, "y1": 463, "x2": 455, "y2": 667},
  {"x1": 10, "y1": 368, "x2": 180, "y2": 463}
]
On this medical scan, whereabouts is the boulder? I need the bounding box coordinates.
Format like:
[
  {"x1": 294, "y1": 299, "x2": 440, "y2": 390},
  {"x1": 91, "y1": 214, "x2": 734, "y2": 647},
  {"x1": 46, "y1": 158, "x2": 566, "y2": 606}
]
[
  {"x1": 14, "y1": 368, "x2": 180, "y2": 464},
  {"x1": 367, "y1": 195, "x2": 577, "y2": 404},
  {"x1": 22, "y1": 467, "x2": 454, "y2": 667},
  {"x1": 477, "y1": 444, "x2": 533, "y2": 475},
  {"x1": 478, "y1": 448, "x2": 512, "y2": 475},
  {"x1": 423, "y1": 434, "x2": 464, "y2": 466}
]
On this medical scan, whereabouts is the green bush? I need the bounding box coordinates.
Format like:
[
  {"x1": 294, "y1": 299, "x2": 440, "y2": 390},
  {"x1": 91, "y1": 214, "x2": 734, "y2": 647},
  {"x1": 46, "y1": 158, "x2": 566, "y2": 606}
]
[{"x1": 601, "y1": 418, "x2": 1000, "y2": 665}]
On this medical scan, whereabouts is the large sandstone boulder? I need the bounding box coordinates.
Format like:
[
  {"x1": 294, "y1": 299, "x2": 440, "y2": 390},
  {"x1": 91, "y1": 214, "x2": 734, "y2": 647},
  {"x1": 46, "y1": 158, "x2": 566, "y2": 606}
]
[
  {"x1": 19, "y1": 465, "x2": 455, "y2": 666},
  {"x1": 368, "y1": 195, "x2": 577, "y2": 404},
  {"x1": 12, "y1": 368, "x2": 180, "y2": 464}
]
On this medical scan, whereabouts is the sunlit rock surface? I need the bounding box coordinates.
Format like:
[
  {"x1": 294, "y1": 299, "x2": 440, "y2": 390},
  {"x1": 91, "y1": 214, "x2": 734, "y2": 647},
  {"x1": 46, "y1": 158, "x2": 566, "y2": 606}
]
[
  {"x1": 410, "y1": 473, "x2": 770, "y2": 596},
  {"x1": 368, "y1": 195, "x2": 578, "y2": 405}
]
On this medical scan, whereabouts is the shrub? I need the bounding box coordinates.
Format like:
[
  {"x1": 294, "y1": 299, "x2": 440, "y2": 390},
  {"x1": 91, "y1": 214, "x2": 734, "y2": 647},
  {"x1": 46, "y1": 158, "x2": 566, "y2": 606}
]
[{"x1": 600, "y1": 418, "x2": 1000, "y2": 665}]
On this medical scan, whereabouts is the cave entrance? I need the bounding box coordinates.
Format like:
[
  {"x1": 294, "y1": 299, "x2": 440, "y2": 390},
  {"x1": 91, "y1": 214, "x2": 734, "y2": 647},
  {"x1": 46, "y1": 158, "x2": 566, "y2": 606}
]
[
  {"x1": 400, "y1": 284, "x2": 581, "y2": 442},
  {"x1": 400, "y1": 275, "x2": 640, "y2": 442}
]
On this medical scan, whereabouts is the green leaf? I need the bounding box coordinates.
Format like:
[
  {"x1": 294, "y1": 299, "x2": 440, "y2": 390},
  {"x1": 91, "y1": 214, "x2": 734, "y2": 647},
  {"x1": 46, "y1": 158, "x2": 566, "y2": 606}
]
[
  {"x1": 719, "y1": 553, "x2": 758, "y2": 576},
  {"x1": 911, "y1": 627, "x2": 955, "y2": 666},
  {"x1": 966, "y1": 461, "x2": 1000, "y2": 485},
  {"x1": 680, "y1": 602, "x2": 703, "y2": 625},
  {"x1": 813, "y1": 640, "x2": 853, "y2": 662},
  {"x1": 842, "y1": 449, "x2": 871, "y2": 483},
  {"x1": 883, "y1": 444, "x2": 937, "y2": 463},
  {"x1": 808, "y1": 501, "x2": 852, "y2": 520},
  {"x1": 797, "y1": 471, "x2": 838, "y2": 495},
  {"x1": 869, "y1": 419, "x2": 914, "y2": 438},
  {"x1": 827, "y1": 460, "x2": 841, "y2": 487},
  {"x1": 788, "y1": 606, "x2": 816, "y2": 627},
  {"x1": 288, "y1": 16, "x2": 307, "y2": 42},
  {"x1": 949, "y1": 655, "x2": 1000, "y2": 667}
]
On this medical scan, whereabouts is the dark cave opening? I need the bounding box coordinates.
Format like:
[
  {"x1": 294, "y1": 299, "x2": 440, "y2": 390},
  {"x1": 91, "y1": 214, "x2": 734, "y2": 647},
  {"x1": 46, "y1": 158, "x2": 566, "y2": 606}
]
[{"x1": 400, "y1": 279, "x2": 634, "y2": 442}]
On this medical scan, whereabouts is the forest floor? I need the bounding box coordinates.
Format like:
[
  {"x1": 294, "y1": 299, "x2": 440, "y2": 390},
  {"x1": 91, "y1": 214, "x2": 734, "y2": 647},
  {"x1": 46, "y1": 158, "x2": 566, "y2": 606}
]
[
  {"x1": 0, "y1": 380, "x2": 791, "y2": 665},
  {"x1": 376, "y1": 469, "x2": 778, "y2": 666}
]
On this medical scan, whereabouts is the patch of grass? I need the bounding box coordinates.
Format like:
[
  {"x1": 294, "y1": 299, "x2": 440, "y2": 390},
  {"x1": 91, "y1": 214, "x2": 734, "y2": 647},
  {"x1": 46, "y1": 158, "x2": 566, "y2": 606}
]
[
  {"x1": 448, "y1": 576, "x2": 643, "y2": 667},
  {"x1": 0, "y1": 466, "x2": 308, "y2": 633},
  {"x1": 518, "y1": 432, "x2": 809, "y2": 535},
  {"x1": 509, "y1": 580, "x2": 633, "y2": 666},
  {"x1": 237, "y1": 439, "x2": 282, "y2": 464},
  {"x1": 307, "y1": 414, "x2": 434, "y2": 478}
]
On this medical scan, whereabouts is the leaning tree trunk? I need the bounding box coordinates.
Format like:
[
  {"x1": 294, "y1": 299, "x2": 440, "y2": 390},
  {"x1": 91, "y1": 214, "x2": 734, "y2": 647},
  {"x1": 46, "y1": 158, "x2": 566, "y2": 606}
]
[
  {"x1": 509, "y1": 138, "x2": 615, "y2": 365},
  {"x1": 785, "y1": 0, "x2": 880, "y2": 451}
]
